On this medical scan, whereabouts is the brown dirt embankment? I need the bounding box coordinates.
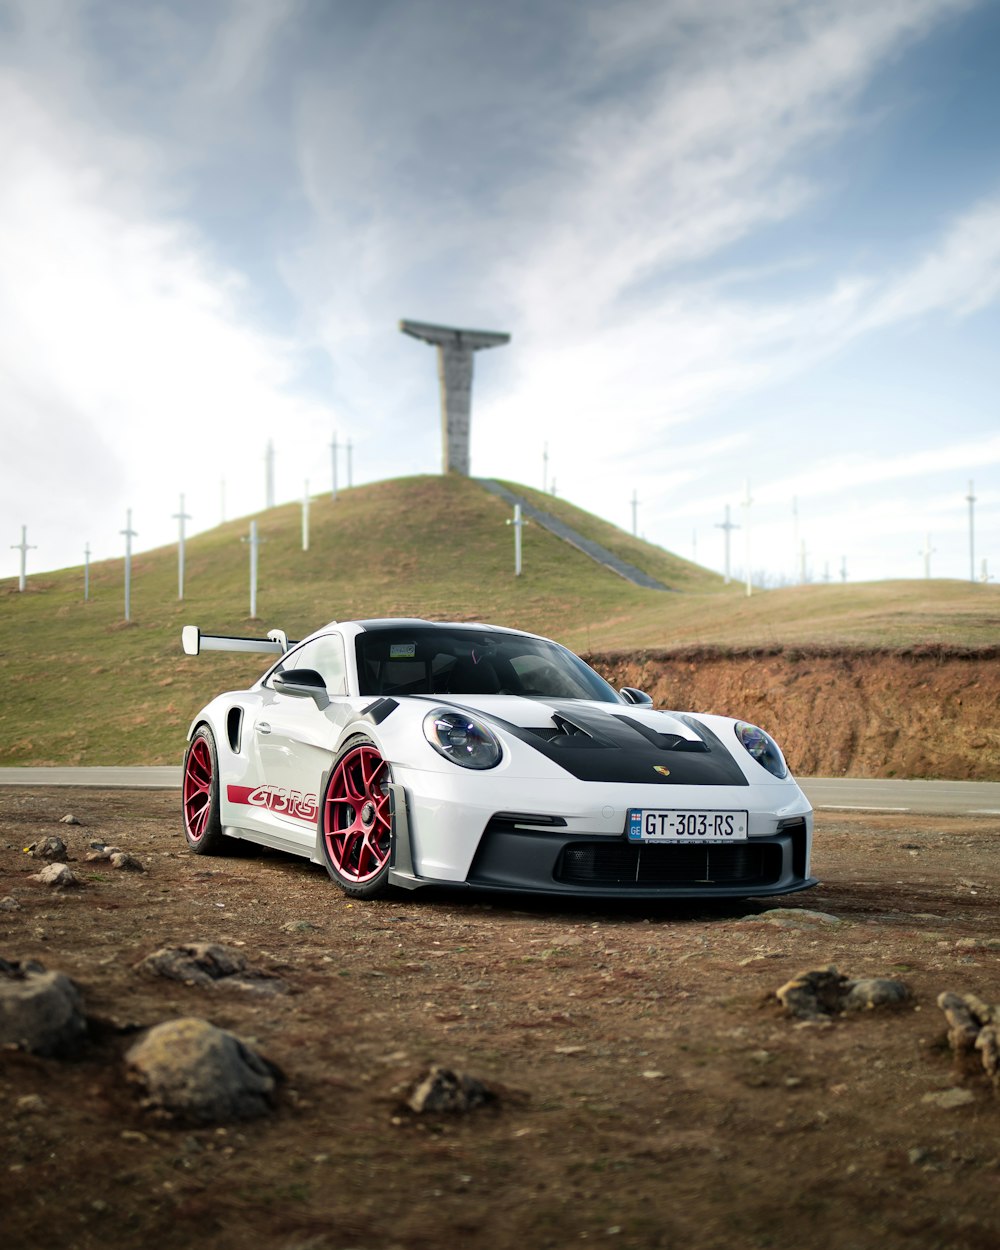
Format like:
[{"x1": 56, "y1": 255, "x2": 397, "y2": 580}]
[{"x1": 588, "y1": 645, "x2": 1000, "y2": 781}]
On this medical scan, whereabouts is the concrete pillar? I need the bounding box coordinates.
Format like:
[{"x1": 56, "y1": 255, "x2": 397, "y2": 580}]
[{"x1": 400, "y1": 319, "x2": 510, "y2": 475}]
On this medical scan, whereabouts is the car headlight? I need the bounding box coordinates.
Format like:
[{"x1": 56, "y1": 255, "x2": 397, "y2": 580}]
[
  {"x1": 423, "y1": 709, "x2": 502, "y2": 770},
  {"x1": 734, "y1": 722, "x2": 788, "y2": 779}
]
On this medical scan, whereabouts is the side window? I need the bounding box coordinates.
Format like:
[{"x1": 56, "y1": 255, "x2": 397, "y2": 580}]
[
  {"x1": 273, "y1": 635, "x2": 348, "y2": 696},
  {"x1": 308, "y1": 635, "x2": 348, "y2": 695}
]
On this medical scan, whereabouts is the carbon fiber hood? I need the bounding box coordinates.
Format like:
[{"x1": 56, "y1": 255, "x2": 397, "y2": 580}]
[{"x1": 417, "y1": 696, "x2": 749, "y2": 786}]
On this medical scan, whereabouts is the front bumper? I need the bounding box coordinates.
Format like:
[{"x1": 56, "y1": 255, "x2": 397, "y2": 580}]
[
  {"x1": 462, "y1": 815, "x2": 815, "y2": 898},
  {"x1": 387, "y1": 783, "x2": 815, "y2": 898}
]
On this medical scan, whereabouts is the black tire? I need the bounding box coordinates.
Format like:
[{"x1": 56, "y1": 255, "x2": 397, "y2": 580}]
[
  {"x1": 318, "y1": 734, "x2": 393, "y2": 898},
  {"x1": 181, "y1": 726, "x2": 230, "y2": 855}
]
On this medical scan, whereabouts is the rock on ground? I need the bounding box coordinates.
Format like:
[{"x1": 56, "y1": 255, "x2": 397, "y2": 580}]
[
  {"x1": 125, "y1": 1017, "x2": 283, "y2": 1124},
  {"x1": 776, "y1": 966, "x2": 911, "y2": 1020},
  {"x1": 749, "y1": 908, "x2": 843, "y2": 928},
  {"x1": 406, "y1": 1065, "x2": 496, "y2": 1114},
  {"x1": 25, "y1": 836, "x2": 67, "y2": 861},
  {"x1": 0, "y1": 958, "x2": 87, "y2": 1056},
  {"x1": 843, "y1": 978, "x2": 912, "y2": 1011},
  {"x1": 109, "y1": 851, "x2": 145, "y2": 872},
  {"x1": 135, "y1": 943, "x2": 289, "y2": 994},
  {"x1": 937, "y1": 990, "x2": 1000, "y2": 1090},
  {"x1": 30, "y1": 863, "x2": 79, "y2": 887}
]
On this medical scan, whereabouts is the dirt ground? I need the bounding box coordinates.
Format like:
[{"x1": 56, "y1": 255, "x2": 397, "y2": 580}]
[{"x1": 2, "y1": 786, "x2": 999, "y2": 1250}]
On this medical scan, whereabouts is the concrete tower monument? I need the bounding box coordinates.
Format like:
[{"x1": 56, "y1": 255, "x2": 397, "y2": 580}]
[{"x1": 400, "y1": 319, "x2": 510, "y2": 475}]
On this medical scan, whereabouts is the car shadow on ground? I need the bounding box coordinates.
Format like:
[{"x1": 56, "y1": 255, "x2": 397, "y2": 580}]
[{"x1": 213, "y1": 839, "x2": 799, "y2": 924}]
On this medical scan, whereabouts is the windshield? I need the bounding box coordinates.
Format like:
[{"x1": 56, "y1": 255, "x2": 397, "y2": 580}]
[{"x1": 355, "y1": 626, "x2": 620, "y2": 702}]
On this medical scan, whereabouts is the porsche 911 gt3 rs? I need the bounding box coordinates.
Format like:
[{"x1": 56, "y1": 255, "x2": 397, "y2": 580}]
[{"x1": 181, "y1": 618, "x2": 815, "y2": 900}]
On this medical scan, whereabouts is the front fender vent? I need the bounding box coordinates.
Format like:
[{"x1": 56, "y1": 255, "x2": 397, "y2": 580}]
[{"x1": 226, "y1": 706, "x2": 243, "y2": 754}]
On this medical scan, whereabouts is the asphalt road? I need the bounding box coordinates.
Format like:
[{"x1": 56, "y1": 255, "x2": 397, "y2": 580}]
[
  {"x1": 799, "y1": 776, "x2": 1000, "y2": 816},
  {"x1": 0, "y1": 767, "x2": 182, "y2": 789},
  {"x1": 1, "y1": 769, "x2": 998, "y2": 816}
]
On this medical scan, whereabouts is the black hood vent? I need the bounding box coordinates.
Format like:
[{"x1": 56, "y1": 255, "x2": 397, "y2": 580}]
[{"x1": 492, "y1": 703, "x2": 748, "y2": 786}]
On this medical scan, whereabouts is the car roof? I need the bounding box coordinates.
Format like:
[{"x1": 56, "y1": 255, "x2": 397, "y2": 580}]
[
  {"x1": 300, "y1": 618, "x2": 544, "y2": 646},
  {"x1": 355, "y1": 618, "x2": 504, "y2": 632}
]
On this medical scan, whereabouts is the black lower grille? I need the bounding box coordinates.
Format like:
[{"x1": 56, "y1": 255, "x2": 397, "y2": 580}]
[{"x1": 555, "y1": 840, "x2": 779, "y2": 887}]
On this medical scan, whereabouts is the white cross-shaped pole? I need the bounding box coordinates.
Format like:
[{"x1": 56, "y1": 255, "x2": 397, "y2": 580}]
[
  {"x1": 920, "y1": 532, "x2": 936, "y2": 579},
  {"x1": 265, "y1": 440, "x2": 276, "y2": 509},
  {"x1": 714, "y1": 504, "x2": 739, "y2": 585},
  {"x1": 630, "y1": 490, "x2": 638, "y2": 537},
  {"x1": 741, "y1": 480, "x2": 753, "y2": 597},
  {"x1": 966, "y1": 480, "x2": 976, "y2": 583},
  {"x1": 506, "y1": 503, "x2": 525, "y2": 576},
  {"x1": 302, "y1": 481, "x2": 310, "y2": 552},
  {"x1": 173, "y1": 494, "x2": 191, "y2": 600},
  {"x1": 84, "y1": 543, "x2": 91, "y2": 601},
  {"x1": 121, "y1": 509, "x2": 138, "y2": 621},
  {"x1": 346, "y1": 437, "x2": 353, "y2": 488},
  {"x1": 542, "y1": 442, "x2": 549, "y2": 493},
  {"x1": 10, "y1": 525, "x2": 35, "y2": 592},
  {"x1": 242, "y1": 520, "x2": 265, "y2": 619},
  {"x1": 330, "y1": 433, "x2": 339, "y2": 501}
]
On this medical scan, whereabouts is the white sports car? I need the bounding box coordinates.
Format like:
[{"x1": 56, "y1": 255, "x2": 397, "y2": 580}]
[{"x1": 181, "y1": 618, "x2": 815, "y2": 900}]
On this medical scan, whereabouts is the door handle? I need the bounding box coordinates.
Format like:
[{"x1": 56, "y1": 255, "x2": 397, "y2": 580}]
[{"x1": 257, "y1": 722, "x2": 272, "y2": 735}]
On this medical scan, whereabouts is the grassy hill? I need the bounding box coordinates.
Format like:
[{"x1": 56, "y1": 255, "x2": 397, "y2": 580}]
[{"x1": 1, "y1": 473, "x2": 997, "y2": 765}]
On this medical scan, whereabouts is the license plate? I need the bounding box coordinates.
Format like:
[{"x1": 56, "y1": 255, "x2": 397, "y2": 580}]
[{"x1": 627, "y1": 809, "x2": 748, "y2": 842}]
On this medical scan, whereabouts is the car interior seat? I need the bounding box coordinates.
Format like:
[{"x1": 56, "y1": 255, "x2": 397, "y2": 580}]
[{"x1": 445, "y1": 657, "x2": 502, "y2": 694}]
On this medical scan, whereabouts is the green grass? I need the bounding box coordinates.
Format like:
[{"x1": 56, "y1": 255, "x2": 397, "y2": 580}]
[{"x1": 1, "y1": 473, "x2": 997, "y2": 765}]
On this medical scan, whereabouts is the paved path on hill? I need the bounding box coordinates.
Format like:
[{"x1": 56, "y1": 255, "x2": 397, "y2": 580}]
[
  {"x1": 477, "y1": 479, "x2": 672, "y2": 592},
  {"x1": 3, "y1": 769, "x2": 1000, "y2": 815}
]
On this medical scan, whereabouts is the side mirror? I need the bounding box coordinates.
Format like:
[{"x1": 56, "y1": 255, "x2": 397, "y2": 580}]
[
  {"x1": 273, "y1": 668, "x2": 330, "y2": 709},
  {"x1": 619, "y1": 687, "x2": 653, "y2": 706}
]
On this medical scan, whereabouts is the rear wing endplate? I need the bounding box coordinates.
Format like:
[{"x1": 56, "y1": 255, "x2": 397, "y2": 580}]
[{"x1": 182, "y1": 625, "x2": 297, "y2": 657}]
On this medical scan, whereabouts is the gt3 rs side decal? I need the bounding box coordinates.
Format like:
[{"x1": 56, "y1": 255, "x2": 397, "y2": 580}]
[{"x1": 227, "y1": 784, "x2": 319, "y2": 824}]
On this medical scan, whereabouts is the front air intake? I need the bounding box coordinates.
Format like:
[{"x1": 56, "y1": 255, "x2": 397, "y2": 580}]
[{"x1": 555, "y1": 840, "x2": 778, "y2": 887}]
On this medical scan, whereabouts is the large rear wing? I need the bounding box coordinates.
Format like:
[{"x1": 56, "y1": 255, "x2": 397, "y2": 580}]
[{"x1": 181, "y1": 625, "x2": 298, "y2": 656}]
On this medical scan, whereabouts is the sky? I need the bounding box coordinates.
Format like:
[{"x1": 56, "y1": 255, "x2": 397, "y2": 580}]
[{"x1": 1, "y1": 0, "x2": 999, "y2": 589}]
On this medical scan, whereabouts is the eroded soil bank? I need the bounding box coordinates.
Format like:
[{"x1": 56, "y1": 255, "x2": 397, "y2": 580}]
[{"x1": 590, "y1": 646, "x2": 1000, "y2": 781}]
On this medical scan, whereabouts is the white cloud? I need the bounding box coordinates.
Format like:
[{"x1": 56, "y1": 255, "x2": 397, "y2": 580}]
[
  {"x1": 496, "y1": 0, "x2": 976, "y2": 335},
  {"x1": 0, "y1": 70, "x2": 335, "y2": 574},
  {"x1": 861, "y1": 196, "x2": 1000, "y2": 327},
  {"x1": 755, "y1": 434, "x2": 1000, "y2": 508}
]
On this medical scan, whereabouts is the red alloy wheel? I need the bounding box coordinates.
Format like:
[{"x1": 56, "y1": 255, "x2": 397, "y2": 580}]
[
  {"x1": 323, "y1": 743, "x2": 392, "y2": 883},
  {"x1": 183, "y1": 735, "x2": 214, "y2": 842}
]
